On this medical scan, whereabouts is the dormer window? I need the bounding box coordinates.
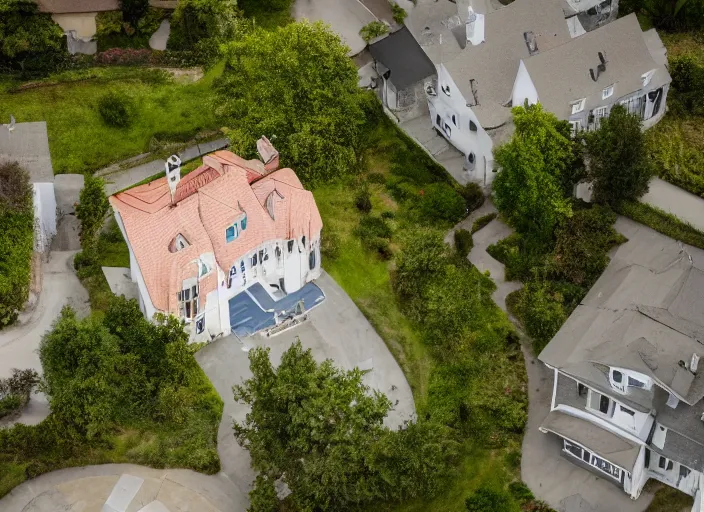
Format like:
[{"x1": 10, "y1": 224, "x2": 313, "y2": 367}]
[
  {"x1": 571, "y1": 98, "x2": 586, "y2": 115},
  {"x1": 226, "y1": 224, "x2": 239, "y2": 243},
  {"x1": 642, "y1": 69, "x2": 656, "y2": 87},
  {"x1": 602, "y1": 84, "x2": 614, "y2": 100},
  {"x1": 168, "y1": 234, "x2": 190, "y2": 253},
  {"x1": 265, "y1": 190, "x2": 284, "y2": 221},
  {"x1": 441, "y1": 84, "x2": 451, "y2": 96}
]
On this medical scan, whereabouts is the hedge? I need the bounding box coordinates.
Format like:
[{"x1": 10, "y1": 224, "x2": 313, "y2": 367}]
[
  {"x1": 0, "y1": 163, "x2": 34, "y2": 328},
  {"x1": 616, "y1": 200, "x2": 704, "y2": 250}
]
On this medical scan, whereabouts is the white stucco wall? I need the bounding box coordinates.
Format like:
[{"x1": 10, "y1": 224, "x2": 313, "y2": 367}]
[
  {"x1": 511, "y1": 60, "x2": 540, "y2": 108},
  {"x1": 52, "y1": 13, "x2": 98, "y2": 39},
  {"x1": 33, "y1": 182, "x2": 57, "y2": 253}
]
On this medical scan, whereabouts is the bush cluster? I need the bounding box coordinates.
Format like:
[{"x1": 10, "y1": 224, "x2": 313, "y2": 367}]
[
  {"x1": 616, "y1": 200, "x2": 704, "y2": 250},
  {"x1": 360, "y1": 21, "x2": 389, "y2": 43},
  {"x1": 0, "y1": 369, "x2": 40, "y2": 420},
  {"x1": 98, "y1": 91, "x2": 135, "y2": 128},
  {"x1": 0, "y1": 163, "x2": 34, "y2": 328},
  {"x1": 461, "y1": 182, "x2": 485, "y2": 212},
  {"x1": 454, "y1": 229, "x2": 473, "y2": 257},
  {"x1": 417, "y1": 183, "x2": 467, "y2": 223},
  {"x1": 356, "y1": 215, "x2": 393, "y2": 260},
  {"x1": 471, "y1": 212, "x2": 497, "y2": 234},
  {"x1": 464, "y1": 483, "x2": 556, "y2": 512}
]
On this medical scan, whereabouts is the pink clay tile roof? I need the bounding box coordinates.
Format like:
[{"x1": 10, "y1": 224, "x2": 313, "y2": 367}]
[{"x1": 109, "y1": 150, "x2": 323, "y2": 314}]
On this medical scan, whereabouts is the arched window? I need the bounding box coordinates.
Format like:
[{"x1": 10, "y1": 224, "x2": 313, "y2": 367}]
[
  {"x1": 309, "y1": 250, "x2": 316, "y2": 270},
  {"x1": 452, "y1": 114, "x2": 457, "y2": 126},
  {"x1": 469, "y1": 120, "x2": 477, "y2": 132}
]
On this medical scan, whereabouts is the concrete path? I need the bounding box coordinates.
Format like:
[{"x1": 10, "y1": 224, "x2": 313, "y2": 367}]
[
  {"x1": 195, "y1": 271, "x2": 416, "y2": 499},
  {"x1": 100, "y1": 138, "x2": 229, "y2": 195},
  {"x1": 149, "y1": 19, "x2": 170, "y2": 51},
  {"x1": 449, "y1": 199, "x2": 522, "y2": 312},
  {"x1": 642, "y1": 177, "x2": 704, "y2": 232},
  {"x1": 293, "y1": 0, "x2": 376, "y2": 56},
  {"x1": 0, "y1": 464, "x2": 246, "y2": 512}
]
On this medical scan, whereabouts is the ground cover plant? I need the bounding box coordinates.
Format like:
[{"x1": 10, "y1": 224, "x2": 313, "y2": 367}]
[
  {"x1": 0, "y1": 162, "x2": 34, "y2": 328},
  {"x1": 0, "y1": 65, "x2": 223, "y2": 174},
  {"x1": 0, "y1": 297, "x2": 222, "y2": 498}
]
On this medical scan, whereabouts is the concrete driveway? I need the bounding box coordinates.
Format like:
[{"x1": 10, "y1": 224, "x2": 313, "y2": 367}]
[
  {"x1": 195, "y1": 271, "x2": 416, "y2": 497},
  {"x1": 642, "y1": 177, "x2": 704, "y2": 232},
  {"x1": 293, "y1": 0, "x2": 376, "y2": 55}
]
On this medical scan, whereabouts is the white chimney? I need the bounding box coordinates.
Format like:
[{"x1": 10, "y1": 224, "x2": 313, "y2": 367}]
[
  {"x1": 465, "y1": 7, "x2": 485, "y2": 46},
  {"x1": 692, "y1": 353, "x2": 700, "y2": 373},
  {"x1": 165, "y1": 154, "x2": 181, "y2": 204}
]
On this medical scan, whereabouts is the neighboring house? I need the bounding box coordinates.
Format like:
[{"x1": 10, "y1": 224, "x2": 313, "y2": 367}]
[
  {"x1": 563, "y1": 0, "x2": 618, "y2": 36},
  {"x1": 0, "y1": 122, "x2": 57, "y2": 254},
  {"x1": 513, "y1": 14, "x2": 670, "y2": 133},
  {"x1": 109, "y1": 139, "x2": 324, "y2": 343},
  {"x1": 539, "y1": 229, "x2": 704, "y2": 509},
  {"x1": 402, "y1": 0, "x2": 669, "y2": 186}
]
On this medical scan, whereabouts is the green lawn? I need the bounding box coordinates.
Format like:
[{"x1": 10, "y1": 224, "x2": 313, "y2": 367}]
[{"x1": 0, "y1": 63, "x2": 224, "y2": 175}]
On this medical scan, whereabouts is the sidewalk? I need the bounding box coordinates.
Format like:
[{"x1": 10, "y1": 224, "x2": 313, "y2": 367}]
[
  {"x1": 100, "y1": 138, "x2": 228, "y2": 195},
  {"x1": 642, "y1": 177, "x2": 704, "y2": 232}
]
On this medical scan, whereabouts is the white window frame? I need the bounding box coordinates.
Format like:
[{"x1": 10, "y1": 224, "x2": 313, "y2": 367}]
[
  {"x1": 569, "y1": 120, "x2": 581, "y2": 135},
  {"x1": 594, "y1": 106, "x2": 609, "y2": 119},
  {"x1": 178, "y1": 284, "x2": 199, "y2": 321},
  {"x1": 642, "y1": 69, "x2": 656, "y2": 88},
  {"x1": 587, "y1": 389, "x2": 614, "y2": 417},
  {"x1": 602, "y1": 84, "x2": 614, "y2": 100},
  {"x1": 563, "y1": 440, "x2": 622, "y2": 481},
  {"x1": 571, "y1": 98, "x2": 586, "y2": 115}
]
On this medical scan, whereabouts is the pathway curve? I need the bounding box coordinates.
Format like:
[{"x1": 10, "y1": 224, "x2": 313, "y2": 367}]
[{"x1": 642, "y1": 177, "x2": 704, "y2": 232}]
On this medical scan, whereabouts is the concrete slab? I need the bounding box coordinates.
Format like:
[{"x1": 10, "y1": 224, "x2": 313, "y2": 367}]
[
  {"x1": 102, "y1": 267, "x2": 139, "y2": 301},
  {"x1": 52, "y1": 174, "x2": 84, "y2": 251},
  {"x1": 0, "y1": 121, "x2": 54, "y2": 182},
  {"x1": 293, "y1": 0, "x2": 376, "y2": 56},
  {"x1": 149, "y1": 19, "x2": 170, "y2": 51},
  {"x1": 642, "y1": 177, "x2": 704, "y2": 232},
  {"x1": 195, "y1": 271, "x2": 415, "y2": 494}
]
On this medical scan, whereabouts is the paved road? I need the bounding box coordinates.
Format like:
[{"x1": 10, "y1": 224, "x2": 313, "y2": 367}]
[
  {"x1": 195, "y1": 271, "x2": 416, "y2": 498},
  {"x1": 293, "y1": 0, "x2": 376, "y2": 55},
  {"x1": 0, "y1": 464, "x2": 245, "y2": 512},
  {"x1": 642, "y1": 177, "x2": 704, "y2": 232}
]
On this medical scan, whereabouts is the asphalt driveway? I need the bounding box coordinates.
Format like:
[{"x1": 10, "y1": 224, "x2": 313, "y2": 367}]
[{"x1": 195, "y1": 271, "x2": 416, "y2": 497}]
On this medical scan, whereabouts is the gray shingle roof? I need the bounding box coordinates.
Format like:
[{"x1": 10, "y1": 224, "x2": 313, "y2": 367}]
[
  {"x1": 369, "y1": 27, "x2": 436, "y2": 90},
  {"x1": 523, "y1": 14, "x2": 671, "y2": 119},
  {"x1": 0, "y1": 122, "x2": 54, "y2": 183},
  {"x1": 442, "y1": 0, "x2": 572, "y2": 128}
]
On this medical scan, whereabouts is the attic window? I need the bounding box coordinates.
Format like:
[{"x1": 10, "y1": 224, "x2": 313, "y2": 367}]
[
  {"x1": 571, "y1": 98, "x2": 586, "y2": 115},
  {"x1": 642, "y1": 69, "x2": 656, "y2": 87},
  {"x1": 169, "y1": 234, "x2": 190, "y2": 253},
  {"x1": 602, "y1": 84, "x2": 614, "y2": 100},
  {"x1": 226, "y1": 224, "x2": 239, "y2": 243}
]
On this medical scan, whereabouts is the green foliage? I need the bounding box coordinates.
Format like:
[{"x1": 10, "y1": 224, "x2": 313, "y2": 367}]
[
  {"x1": 417, "y1": 182, "x2": 467, "y2": 223},
  {"x1": 0, "y1": 162, "x2": 34, "y2": 328},
  {"x1": 465, "y1": 487, "x2": 513, "y2": 512},
  {"x1": 233, "y1": 340, "x2": 459, "y2": 511},
  {"x1": 96, "y1": 8, "x2": 166, "y2": 51},
  {"x1": 461, "y1": 182, "x2": 485, "y2": 212},
  {"x1": 238, "y1": 0, "x2": 292, "y2": 28},
  {"x1": 508, "y1": 281, "x2": 567, "y2": 353},
  {"x1": 360, "y1": 20, "x2": 389, "y2": 43},
  {"x1": 96, "y1": 11, "x2": 124, "y2": 38},
  {"x1": 487, "y1": 233, "x2": 548, "y2": 282},
  {"x1": 216, "y1": 21, "x2": 365, "y2": 185},
  {"x1": 321, "y1": 229, "x2": 341, "y2": 260},
  {"x1": 0, "y1": 0, "x2": 66, "y2": 74},
  {"x1": 616, "y1": 200, "x2": 704, "y2": 250},
  {"x1": 98, "y1": 91, "x2": 136, "y2": 128},
  {"x1": 75, "y1": 175, "x2": 110, "y2": 263},
  {"x1": 586, "y1": 105, "x2": 653, "y2": 206},
  {"x1": 248, "y1": 475, "x2": 279, "y2": 512},
  {"x1": 454, "y1": 228, "x2": 473, "y2": 257},
  {"x1": 471, "y1": 213, "x2": 497, "y2": 234},
  {"x1": 390, "y1": 2, "x2": 408, "y2": 24},
  {"x1": 0, "y1": 368, "x2": 39, "y2": 419},
  {"x1": 120, "y1": 0, "x2": 149, "y2": 25},
  {"x1": 620, "y1": 0, "x2": 704, "y2": 30},
  {"x1": 357, "y1": 214, "x2": 393, "y2": 259},
  {"x1": 493, "y1": 104, "x2": 574, "y2": 244},
  {"x1": 549, "y1": 205, "x2": 626, "y2": 286},
  {"x1": 168, "y1": 0, "x2": 241, "y2": 58},
  {"x1": 355, "y1": 187, "x2": 373, "y2": 213}
]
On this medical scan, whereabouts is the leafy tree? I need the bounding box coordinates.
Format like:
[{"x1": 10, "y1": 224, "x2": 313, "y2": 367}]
[
  {"x1": 233, "y1": 340, "x2": 457, "y2": 511},
  {"x1": 465, "y1": 487, "x2": 513, "y2": 512},
  {"x1": 620, "y1": 0, "x2": 704, "y2": 30},
  {"x1": 75, "y1": 175, "x2": 109, "y2": 258},
  {"x1": 493, "y1": 104, "x2": 574, "y2": 244},
  {"x1": 215, "y1": 21, "x2": 365, "y2": 184},
  {"x1": 0, "y1": 0, "x2": 65, "y2": 73},
  {"x1": 168, "y1": 0, "x2": 241, "y2": 55},
  {"x1": 417, "y1": 182, "x2": 467, "y2": 223},
  {"x1": 585, "y1": 104, "x2": 653, "y2": 206},
  {"x1": 509, "y1": 281, "x2": 567, "y2": 353}
]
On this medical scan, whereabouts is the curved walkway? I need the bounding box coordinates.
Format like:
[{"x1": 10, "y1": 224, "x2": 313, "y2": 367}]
[{"x1": 0, "y1": 464, "x2": 243, "y2": 512}]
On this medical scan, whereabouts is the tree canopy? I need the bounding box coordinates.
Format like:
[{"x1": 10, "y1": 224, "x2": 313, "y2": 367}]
[
  {"x1": 215, "y1": 21, "x2": 365, "y2": 184},
  {"x1": 167, "y1": 0, "x2": 241, "y2": 55},
  {"x1": 233, "y1": 340, "x2": 458, "y2": 511},
  {"x1": 585, "y1": 104, "x2": 653, "y2": 206},
  {"x1": 492, "y1": 104, "x2": 576, "y2": 245}
]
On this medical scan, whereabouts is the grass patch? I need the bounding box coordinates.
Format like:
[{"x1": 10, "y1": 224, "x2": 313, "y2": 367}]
[
  {"x1": 616, "y1": 200, "x2": 704, "y2": 250},
  {"x1": 316, "y1": 115, "x2": 527, "y2": 511},
  {"x1": 0, "y1": 65, "x2": 223, "y2": 175},
  {"x1": 645, "y1": 482, "x2": 693, "y2": 512}
]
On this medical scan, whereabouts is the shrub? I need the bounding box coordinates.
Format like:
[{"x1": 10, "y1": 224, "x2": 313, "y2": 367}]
[
  {"x1": 511, "y1": 281, "x2": 568, "y2": 353},
  {"x1": 0, "y1": 368, "x2": 40, "y2": 419},
  {"x1": 508, "y1": 481, "x2": 534, "y2": 503},
  {"x1": 487, "y1": 233, "x2": 548, "y2": 282},
  {"x1": 0, "y1": 162, "x2": 34, "y2": 328},
  {"x1": 355, "y1": 188, "x2": 373, "y2": 213},
  {"x1": 381, "y1": 210, "x2": 396, "y2": 220},
  {"x1": 465, "y1": 487, "x2": 513, "y2": 512},
  {"x1": 367, "y1": 172, "x2": 386, "y2": 184},
  {"x1": 461, "y1": 182, "x2": 485, "y2": 212},
  {"x1": 168, "y1": 0, "x2": 240, "y2": 60},
  {"x1": 357, "y1": 215, "x2": 393, "y2": 259},
  {"x1": 471, "y1": 212, "x2": 497, "y2": 234},
  {"x1": 615, "y1": 200, "x2": 704, "y2": 250},
  {"x1": 98, "y1": 91, "x2": 135, "y2": 128},
  {"x1": 418, "y1": 183, "x2": 467, "y2": 223},
  {"x1": 76, "y1": 175, "x2": 110, "y2": 257},
  {"x1": 360, "y1": 21, "x2": 389, "y2": 43},
  {"x1": 454, "y1": 229, "x2": 473, "y2": 257},
  {"x1": 390, "y1": 2, "x2": 407, "y2": 24},
  {"x1": 120, "y1": 0, "x2": 149, "y2": 25}
]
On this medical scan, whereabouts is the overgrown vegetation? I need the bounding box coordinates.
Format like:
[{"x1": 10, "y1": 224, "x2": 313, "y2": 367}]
[
  {"x1": 98, "y1": 91, "x2": 136, "y2": 128},
  {"x1": 616, "y1": 200, "x2": 704, "y2": 250},
  {"x1": 315, "y1": 102, "x2": 528, "y2": 511},
  {"x1": 360, "y1": 21, "x2": 390, "y2": 43},
  {"x1": 168, "y1": 0, "x2": 242, "y2": 60},
  {"x1": 390, "y1": 2, "x2": 408, "y2": 25},
  {"x1": 0, "y1": 65, "x2": 223, "y2": 174},
  {"x1": 96, "y1": 8, "x2": 165, "y2": 51},
  {"x1": 0, "y1": 297, "x2": 222, "y2": 498},
  {"x1": 471, "y1": 213, "x2": 497, "y2": 234},
  {"x1": 238, "y1": 0, "x2": 293, "y2": 29},
  {"x1": 236, "y1": 341, "x2": 459, "y2": 511},
  {"x1": 0, "y1": 162, "x2": 34, "y2": 328},
  {"x1": 0, "y1": 369, "x2": 39, "y2": 420}
]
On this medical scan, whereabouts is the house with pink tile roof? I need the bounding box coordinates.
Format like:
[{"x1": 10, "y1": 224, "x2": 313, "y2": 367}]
[{"x1": 109, "y1": 138, "x2": 324, "y2": 342}]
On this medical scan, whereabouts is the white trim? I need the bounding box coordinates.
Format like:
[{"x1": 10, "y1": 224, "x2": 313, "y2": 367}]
[
  {"x1": 571, "y1": 98, "x2": 586, "y2": 114},
  {"x1": 602, "y1": 84, "x2": 614, "y2": 100},
  {"x1": 551, "y1": 367, "x2": 559, "y2": 410},
  {"x1": 561, "y1": 438, "x2": 625, "y2": 481}
]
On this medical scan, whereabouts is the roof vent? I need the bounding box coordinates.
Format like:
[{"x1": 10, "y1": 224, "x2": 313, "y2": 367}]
[
  {"x1": 692, "y1": 353, "x2": 700, "y2": 374},
  {"x1": 589, "y1": 52, "x2": 608, "y2": 82},
  {"x1": 524, "y1": 32, "x2": 539, "y2": 56}
]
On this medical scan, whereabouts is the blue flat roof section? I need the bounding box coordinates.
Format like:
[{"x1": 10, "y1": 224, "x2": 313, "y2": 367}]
[{"x1": 229, "y1": 282, "x2": 325, "y2": 337}]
